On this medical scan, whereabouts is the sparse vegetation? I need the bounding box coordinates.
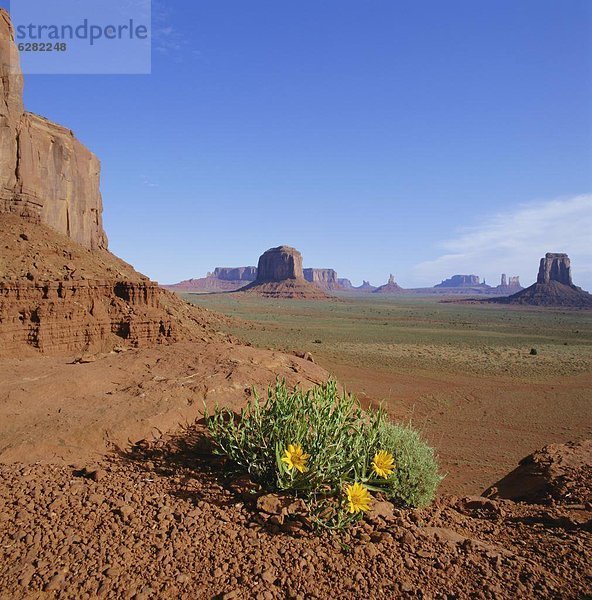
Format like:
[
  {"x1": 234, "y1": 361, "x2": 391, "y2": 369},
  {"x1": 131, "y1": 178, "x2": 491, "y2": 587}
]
[{"x1": 205, "y1": 380, "x2": 441, "y2": 527}]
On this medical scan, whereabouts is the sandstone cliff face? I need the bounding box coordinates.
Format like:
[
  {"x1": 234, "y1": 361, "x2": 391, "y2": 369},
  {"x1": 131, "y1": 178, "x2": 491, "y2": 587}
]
[
  {"x1": 537, "y1": 253, "x2": 572, "y2": 285},
  {"x1": 303, "y1": 268, "x2": 340, "y2": 290},
  {"x1": 256, "y1": 246, "x2": 304, "y2": 282},
  {"x1": 0, "y1": 10, "x2": 218, "y2": 356},
  {"x1": 241, "y1": 246, "x2": 330, "y2": 299},
  {"x1": 0, "y1": 10, "x2": 23, "y2": 202},
  {"x1": 0, "y1": 9, "x2": 107, "y2": 251}
]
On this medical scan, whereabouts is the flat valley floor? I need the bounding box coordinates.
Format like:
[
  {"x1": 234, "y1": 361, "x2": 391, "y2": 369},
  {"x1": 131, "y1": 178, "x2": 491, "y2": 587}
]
[{"x1": 183, "y1": 293, "x2": 592, "y2": 496}]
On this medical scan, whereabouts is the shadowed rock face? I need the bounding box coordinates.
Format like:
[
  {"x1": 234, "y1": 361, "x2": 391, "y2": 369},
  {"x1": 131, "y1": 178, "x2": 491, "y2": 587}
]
[
  {"x1": 537, "y1": 253, "x2": 572, "y2": 285},
  {"x1": 483, "y1": 440, "x2": 592, "y2": 504},
  {"x1": 0, "y1": 9, "x2": 107, "y2": 250},
  {"x1": 491, "y1": 252, "x2": 592, "y2": 308},
  {"x1": 239, "y1": 246, "x2": 330, "y2": 298},
  {"x1": 256, "y1": 246, "x2": 304, "y2": 282}
]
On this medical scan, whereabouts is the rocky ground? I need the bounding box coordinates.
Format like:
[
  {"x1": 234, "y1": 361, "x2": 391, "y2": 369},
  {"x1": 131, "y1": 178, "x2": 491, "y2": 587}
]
[{"x1": 0, "y1": 427, "x2": 590, "y2": 599}]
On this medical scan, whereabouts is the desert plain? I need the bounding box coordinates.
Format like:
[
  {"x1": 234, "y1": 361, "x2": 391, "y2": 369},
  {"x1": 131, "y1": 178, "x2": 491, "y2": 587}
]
[{"x1": 184, "y1": 293, "x2": 592, "y2": 496}]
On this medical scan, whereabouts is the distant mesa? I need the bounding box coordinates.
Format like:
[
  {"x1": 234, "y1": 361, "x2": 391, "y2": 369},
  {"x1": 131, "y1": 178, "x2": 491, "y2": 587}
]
[
  {"x1": 357, "y1": 280, "x2": 377, "y2": 292},
  {"x1": 213, "y1": 266, "x2": 257, "y2": 282},
  {"x1": 492, "y1": 273, "x2": 522, "y2": 294},
  {"x1": 337, "y1": 278, "x2": 377, "y2": 292},
  {"x1": 435, "y1": 274, "x2": 483, "y2": 288},
  {"x1": 373, "y1": 274, "x2": 405, "y2": 294},
  {"x1": 303, "y1": 268, "x2": 340, "y2": 291},
  {"x1": 430, "y1": 273, "x2": 523, "y2": 296},
  {"x1": 240, "y1": 246, "x2": 330, "y2": 299},
  {"x1": 167, "y1": 258, "x2": 344, "y2": 296},
  {"x1": 493, "y1": 253, "x2": 592, "y2": 308},
  {"x1": 164, "y1": 267, "x2": 256, "y2": 293}
]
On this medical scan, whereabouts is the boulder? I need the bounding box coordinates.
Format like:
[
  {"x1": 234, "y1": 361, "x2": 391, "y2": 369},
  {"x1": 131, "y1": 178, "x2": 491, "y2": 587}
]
[{"x1": 483, "y1": 440, "x2": 592, "y2": 505}]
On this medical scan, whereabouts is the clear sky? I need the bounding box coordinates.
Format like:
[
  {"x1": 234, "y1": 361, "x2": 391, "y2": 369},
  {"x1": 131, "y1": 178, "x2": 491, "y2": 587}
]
[{"x1": 4, "y1": 0, "x2": 592, "y2": 288}]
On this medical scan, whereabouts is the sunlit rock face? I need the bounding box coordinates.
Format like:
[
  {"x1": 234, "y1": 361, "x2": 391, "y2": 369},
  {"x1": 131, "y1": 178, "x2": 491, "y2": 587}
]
[{"x1": 0, "y1": 9, "x2": 107, "y2": 251}]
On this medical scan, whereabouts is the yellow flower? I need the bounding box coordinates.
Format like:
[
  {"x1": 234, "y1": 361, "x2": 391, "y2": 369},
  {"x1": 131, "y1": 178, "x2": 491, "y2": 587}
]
[
  {"x1": 372, "y1": 450, "x2": 395, "y2": 479},
  {"x1": 281, "y1": 443, "x2": 309, "y2": 473},
  {"x1": 345, "y1": 482, "x2": 372, "y2": 514}
]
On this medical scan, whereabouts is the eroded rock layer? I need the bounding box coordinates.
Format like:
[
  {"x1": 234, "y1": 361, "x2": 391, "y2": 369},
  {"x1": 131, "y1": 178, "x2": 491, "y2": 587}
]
[
  {"x1": 0, "y1": 279, "x2": 176, "y2": 355},
  {"x1": 0, "y1": 212, "x2": 221, "y2": 357}
]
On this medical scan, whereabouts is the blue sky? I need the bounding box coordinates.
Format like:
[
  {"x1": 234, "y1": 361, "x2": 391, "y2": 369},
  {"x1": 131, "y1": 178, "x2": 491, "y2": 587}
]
[{"x1": 5, "y1": 0, "x2": 592, "y2": 288}]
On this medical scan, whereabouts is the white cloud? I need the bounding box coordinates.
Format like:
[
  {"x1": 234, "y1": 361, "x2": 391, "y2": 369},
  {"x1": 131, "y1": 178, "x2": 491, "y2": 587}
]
[{"x1": 412, "y1": 195, "x2": 592, "y2": 290}]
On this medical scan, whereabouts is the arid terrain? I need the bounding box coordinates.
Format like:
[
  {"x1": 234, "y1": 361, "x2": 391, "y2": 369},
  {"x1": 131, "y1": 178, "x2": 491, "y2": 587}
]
[
  {"x1": 183, "y1": 293, "x2": 592, "y2": 496},
  {"x1": 1, "y1": 6, "x2": 591, "y2": 598}
]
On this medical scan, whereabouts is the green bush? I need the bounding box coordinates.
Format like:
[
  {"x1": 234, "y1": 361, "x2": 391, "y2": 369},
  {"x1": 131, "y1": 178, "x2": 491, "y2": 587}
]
[{"x1": 205, "y1": 380, "x2": 441, "y2": 526}]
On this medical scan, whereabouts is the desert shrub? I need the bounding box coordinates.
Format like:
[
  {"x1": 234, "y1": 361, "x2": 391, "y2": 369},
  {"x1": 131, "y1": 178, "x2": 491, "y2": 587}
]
[
  {"x1": 372, "y1": 420, "x2": 441, "y2": 508},
  {"x1": 205, "y1": 380, "x2": 441, "y2": 527}
]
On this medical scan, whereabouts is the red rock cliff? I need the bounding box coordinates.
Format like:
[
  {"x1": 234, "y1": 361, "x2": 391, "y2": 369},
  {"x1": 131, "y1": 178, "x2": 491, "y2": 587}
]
[{"x1": 0, "y1": 9, "x2": 107, "y2": 251}]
